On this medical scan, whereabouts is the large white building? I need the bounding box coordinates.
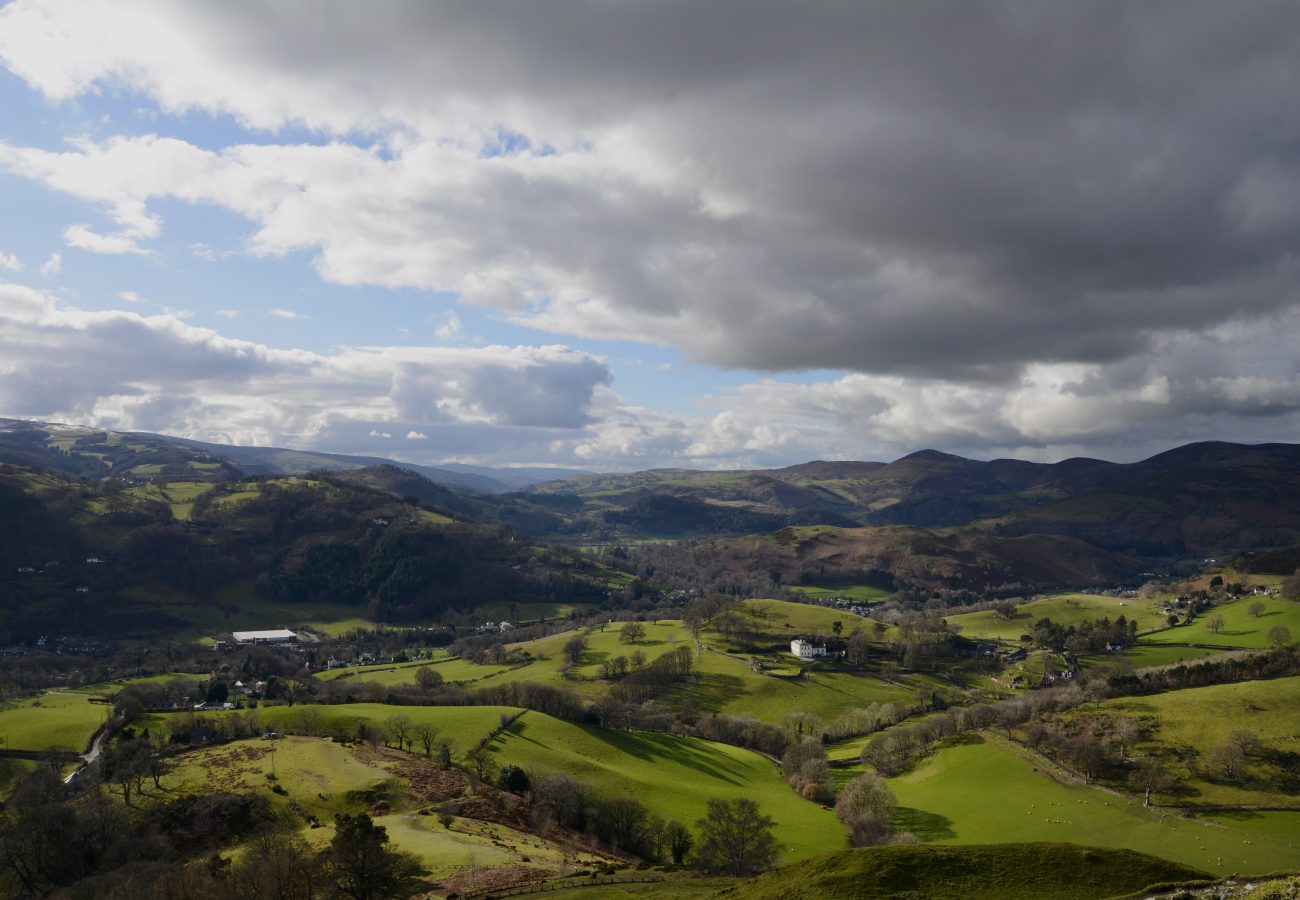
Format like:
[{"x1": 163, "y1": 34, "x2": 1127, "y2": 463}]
[
  {"x1": 231, "y1": 629, "x2": 298, "y2": 645},
  {"x1": 790, "y1": 639, "x2": 828, "y2": 660}
]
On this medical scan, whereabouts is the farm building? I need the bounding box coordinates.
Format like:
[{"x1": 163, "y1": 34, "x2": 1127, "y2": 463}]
[
  {"x1": 231, "y1": 628, "x2": 298, "y2": 645},
  {"x1": 790, "y1": 639, "x2": 828, "y2": 660}
]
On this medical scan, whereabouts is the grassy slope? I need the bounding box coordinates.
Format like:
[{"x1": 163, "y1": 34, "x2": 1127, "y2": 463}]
[
  {"x1": 785, "y1": 584, "x2": 891, "y2": 603},
  {"x1": 486, "y1": 617, "x2": 919, "y2": 725},
  {"x1": 170, "y1": 735, "x2": 607, "y2": 880},
  {"x1": 731, "y1": 843, "x2": 1209, "y2": 900},
  {"x1": 488, "y1": 711, "x2": 846, "y2": 862},
  {"x1": 0, "y1": 692, "x2": 104, "y2": 751},
  {"x1": 887, "y1": 736, "x2": 1300, "y2": 875},
  {"x1": 1091, "y1": 676, "x2": 1300, "y2": 807},
  {"x1": 316, "y1": 656, "x2": 514, "y2": 686},
  {"x1": 1146, "y1": 596, "x2": 1300, "y2": 648},
  {"x1": 1095, "y1": 644, "x2": 1241, "y2": 669},
  {"x1": 947, "y1": 593, "x2": 1170, "y2": 643}
]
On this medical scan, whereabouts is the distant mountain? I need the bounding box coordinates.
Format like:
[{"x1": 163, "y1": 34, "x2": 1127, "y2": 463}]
[
  {"x1": 0, "y1": 419, "x2": 582, "y2": 495},
  {"x1": 7, "y1": 417, "x2": 1300, "y2": 595},
  {"x1": 433, "y1": 462, "x2": 594, "y2": 490}
]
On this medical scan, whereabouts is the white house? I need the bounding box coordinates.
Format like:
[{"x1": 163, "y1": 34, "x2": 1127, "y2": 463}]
[{"x1": 790, "y1": 639, "x2": 828, "y2": 660}]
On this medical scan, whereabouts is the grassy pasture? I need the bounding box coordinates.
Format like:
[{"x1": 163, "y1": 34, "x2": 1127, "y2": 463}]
[
  {"x1": 168, "y1": 735, "x2": 383, "y2": 822},
  {"x1": 484, "y1": 614, "x2": 925, "y2": 725},
  {"x1": 946, "y1": 593, "x2": 1170, "y2": 643},
  {"x1": 1145, "y1": 596, "x2": 1300, "y2": 649},
  {"x1": 488, "y1": 711, "x2": 845, "y2": 862},
  {"x1": 1093, "y1": 643, "x2": 1242, "y2": 669},
  {"x1": 147, "y1": 704, "x2": 510, "y2": 760},
  {"x1": 486, "y1": 618, "x2": 920, "y2": 724},
  {"x1": 0, "y1": 692, "x2": 104, "y2": 752},
  {"x1": 733, "y1": 843, "x2": 1210, "y2": 900},
  {"x1": 473, "y1": 600, "x2": 583, "y2": 623},
  {"x1": 786, "y1": 583, "x2": 892, "y2": 603},
  {"x1": 317, "y1": 656, "x2": 513, "y2": 686},
  {"x1": 887, "y1": 736, "x2": 1300, "y2": 875},
  {"x1": 1089, "y1": 676, "x2": 1300, "y2": 807},
  {"x1": 294, "y1": 811, "x2": 604, "y2": 881},
  {"x1": 724, "y1": 598, "x2": 886, "y2": 641}
]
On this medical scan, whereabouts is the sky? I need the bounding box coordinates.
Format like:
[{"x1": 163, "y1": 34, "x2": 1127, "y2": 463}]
[{"x1": 3, "y1": 1, "x2": 1300, "y2": 471}]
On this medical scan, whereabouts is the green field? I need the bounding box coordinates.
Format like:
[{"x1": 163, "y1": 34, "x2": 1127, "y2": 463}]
[
  {"x1": 887, "y1": 736, "x2": 1300, "y2": 875},
  {"x1": 722, "y1": 598, "x2": 891, "y2": 641},
  {"x1": 0, "y1": 692, "x2": 105, "y2": 752},
  {"x1": 786, "y1": 584, "x2": 892, "y2": 604},
  {"x1": 731, "y1": 843, "x2": 1210, "y2": 900},
  {"x1": 317, "y1": 656, "x2": 514, "y2": 686},
  {"x1": 170, "y1": 734, "x2": 606, "y2": 881},
  {"x1": 1145, "y1": 596, "x2": 1300, "y2": 649},
  {"x1": 488, "y1": 711, "x2": 845, "y2": 862},
  {"x1": 153, "y1": 704, "x2": 512, "y2": 757},
  {"x1": 484, "y1": 618, "x2": 921, "y2": 725},
  {"x1": 1100, "y1": 643, "x2": 1242, "y2": 669},
  {"x1": 1091, "y1": 675, "x2": 1300, "y2": 807},
  {"x1": 945, "y1": 593, "x2": 1171, "y2": 643}
]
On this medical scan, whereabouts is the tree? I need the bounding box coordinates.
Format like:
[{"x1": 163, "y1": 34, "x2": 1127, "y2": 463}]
[
  {"x1": 665, "y1": 820, "x2": 694, "y2": 865},
  {"x1": 693, "y1": 798, "x2": 779, "y2": 876},
  {"x1": 1203, "y1": 742, "x2": 1247, "y2": 783},
  {"x1": 831, "y1": 620, "x2": 843, "y2": 637},
  {"x1": 414, "y1": 666, "x2": 443, "y2": 690},
  {"x1": 619, "y1": 622, "x2": 646, "y2": 644},
  {"x1": 845, "y1": 630, "x2": 870, "y2": 667},
  {"x1": 1268, "y1": 625, "x2": 1292, "y2": 648},
  {"x1": 563, "y1": 635, "x2": 587, "y2": 666},
  {"x1": 384, "y1": 714, "x2": 413, "y2": 752},
  {"x1": 1248, "y1": 600, "x2": 1266, "y2": 619},
  {"x1": 412, "y1": 724, "x2": 440, "y2": 758},
  {"x1": 836, "y1": 772, "x2": 897, "y2": 846},
  {"x1": 1281, "y1": 569, "x2": 1300, "y2": 600},
  {"x1": 467, "y1": 746, "x2": 499, "y2": 784},
  {"x1": 325, "y1": 813, "x2": 425, "y2": 900},
  {"x1": 234, "y1": 832, "x2": 323, "y2": 900},
  {"x1": 1206, "y1": 614, "x2": 1225, "y2": 634},
  {"x1": 1129, "y1": 756, "x2": 1174, "y2": 807}
]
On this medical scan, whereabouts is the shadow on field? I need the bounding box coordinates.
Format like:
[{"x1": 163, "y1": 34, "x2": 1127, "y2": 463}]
[
  {"x1": 669, "y1": 673, "x2": 747, "y2": 713},
  {"x1": 585, "y1": 727, "x2": 748, "y2": 786},
  {"x1": 894, "y1": 806, "x2": 955, "y2": 841}
]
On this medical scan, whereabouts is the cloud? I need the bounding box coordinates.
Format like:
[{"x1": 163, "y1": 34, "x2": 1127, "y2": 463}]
[
  {"x1": 0, "y1": 283, "x2": 613, "y2": 457},
  {"x1": 405, "y1": 430, "x2": 427, "y2": 440},
  {"x1": 0, "y1": 250, "x2": 21, "y2": 271},
  {"x1": 4, "y1": 2, "x2": 1300, "y2": 388},
  {"x1": 214, "y1": 308, "x2": 239, "y2": 319},
  {"x1": 433, "y1": 310, "x2": 462, "y2": 342},
  {"x1": 117, "y1": 290, "x2": 141, "y2": 303},
  {"x1": 38, "y1": 251, "x2": 61, "y2": 276},
  {"x1": 267, "y1": 308, "x2": 303, "y2": 320}
]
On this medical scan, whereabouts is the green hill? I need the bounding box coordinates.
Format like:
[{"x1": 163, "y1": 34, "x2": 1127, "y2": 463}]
[
  {"x1": 487, "y1": 710, "x2": 846, "y2": 861},
  {"x1": 728, "y1": 843, "x2": 1209, "y2": 900}
]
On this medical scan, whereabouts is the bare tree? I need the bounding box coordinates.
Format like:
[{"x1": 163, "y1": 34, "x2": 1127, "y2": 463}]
[{"x1": 413, "y1": 724, "x2": 440, "y2": 758}]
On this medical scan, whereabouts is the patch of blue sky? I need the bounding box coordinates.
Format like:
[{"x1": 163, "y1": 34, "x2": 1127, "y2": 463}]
[{"x1": 0, "y1": 172, "x2": 82, "y2": 270}]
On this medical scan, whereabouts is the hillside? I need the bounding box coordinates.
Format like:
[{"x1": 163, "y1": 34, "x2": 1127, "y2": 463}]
[
  {"x1": 0, "y1": 463, "x2": 620, "y2": 642},
  {"x1": 728, "y1": 844, "x2": 1209, "y2": 900},
  {"x1": 530, "y1": 442, "x2": 1300, "y2": 557},
  {"x1": 8, "y1": 418, "x2": 1300, "y2": 597},
  {"x1": 0, "y1": 418, "x2": 571, "y2": 494}
]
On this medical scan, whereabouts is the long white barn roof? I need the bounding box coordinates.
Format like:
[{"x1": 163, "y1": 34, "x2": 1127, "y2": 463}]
[{"x1": 231, "y1": 629, "x2": 297, "y2": 641}]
